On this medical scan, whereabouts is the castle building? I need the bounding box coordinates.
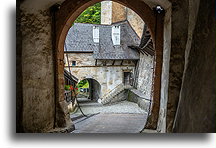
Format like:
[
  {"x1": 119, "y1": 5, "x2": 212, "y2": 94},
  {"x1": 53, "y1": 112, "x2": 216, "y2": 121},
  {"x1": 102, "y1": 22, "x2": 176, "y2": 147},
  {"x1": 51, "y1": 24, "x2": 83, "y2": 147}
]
[
  {"x1": 101, "y1": 1, "x2": 145, "y2": 38},
  {"x1": 64, "y1": 1, "x2": 154, "y2": 103},
  {"x1": 64, "y1": 21, "x2": 140, "y2": 101}
]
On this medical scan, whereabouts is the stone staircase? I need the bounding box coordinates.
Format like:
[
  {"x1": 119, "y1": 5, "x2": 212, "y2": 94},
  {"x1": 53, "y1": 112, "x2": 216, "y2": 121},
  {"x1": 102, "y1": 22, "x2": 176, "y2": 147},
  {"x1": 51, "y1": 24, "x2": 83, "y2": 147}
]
[{"x1": 101, "y1": 84, "x2": 132, "y2": 105}]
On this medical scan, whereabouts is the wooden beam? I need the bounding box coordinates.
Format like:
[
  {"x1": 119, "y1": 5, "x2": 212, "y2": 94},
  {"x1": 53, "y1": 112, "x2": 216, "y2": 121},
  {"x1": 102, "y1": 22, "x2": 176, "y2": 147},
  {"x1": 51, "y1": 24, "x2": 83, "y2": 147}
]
[
  {"x1": 139, "y1": 24, "x2": 148, "y2": 48},
  {"x1": 112, "y1": 60, "x2": 115, "y2": 65},
  {"x1": 132, "y1": 60, "x2": 137, "y2": 65},
  {"x1": 120, "y1": 60, "x2": 124, "y2": 65},
  {"x1": 128, "y1": 45, "x2": 148, "y2": 56},
  {"x1": 143, "y1": 46, "x2": 155, "y2": 56},
  {"x1": 103, "y1": 60, "x2": 107, "y2": 66}
]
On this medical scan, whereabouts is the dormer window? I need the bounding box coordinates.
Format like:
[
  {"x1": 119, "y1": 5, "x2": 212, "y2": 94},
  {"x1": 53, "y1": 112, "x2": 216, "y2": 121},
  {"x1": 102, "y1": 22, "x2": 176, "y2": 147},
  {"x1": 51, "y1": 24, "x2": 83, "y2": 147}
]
[
  {"x1": 93, "y1": 26, "x2": 99, "y2": 43},
  {"x1": 112, "y1": 25, "x2": 120, "y2": 46}
]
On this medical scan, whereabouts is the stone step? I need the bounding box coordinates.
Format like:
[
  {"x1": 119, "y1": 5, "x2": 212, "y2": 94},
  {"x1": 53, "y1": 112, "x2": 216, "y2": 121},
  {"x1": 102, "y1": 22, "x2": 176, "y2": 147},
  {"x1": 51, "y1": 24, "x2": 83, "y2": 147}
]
[{"x1": 102, "y1": 86, "x2": 129, "y2": 105}]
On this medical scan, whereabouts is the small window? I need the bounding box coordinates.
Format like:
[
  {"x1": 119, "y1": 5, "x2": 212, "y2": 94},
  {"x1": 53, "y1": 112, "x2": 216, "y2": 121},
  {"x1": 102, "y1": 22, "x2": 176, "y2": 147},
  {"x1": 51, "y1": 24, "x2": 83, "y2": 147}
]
[{"x1": 72, "y1": 61, "x2": 76, "y2": 66}]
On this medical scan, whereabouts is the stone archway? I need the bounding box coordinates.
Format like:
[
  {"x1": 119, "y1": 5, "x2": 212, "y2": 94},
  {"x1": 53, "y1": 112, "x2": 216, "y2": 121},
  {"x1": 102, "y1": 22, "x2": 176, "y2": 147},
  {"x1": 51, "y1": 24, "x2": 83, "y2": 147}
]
[
  {"x1": 87, "y1": 78, "x2": 101, "y2": 101},
  {"x1": 53, "y1": 0, "x2": 169, "y2": 130},
  {"x1": 78, "y1": 78, "x2": 102, "y2": 101},
  {"x1": 18, "y1": 0, "x2": 215, "y2": 133}
]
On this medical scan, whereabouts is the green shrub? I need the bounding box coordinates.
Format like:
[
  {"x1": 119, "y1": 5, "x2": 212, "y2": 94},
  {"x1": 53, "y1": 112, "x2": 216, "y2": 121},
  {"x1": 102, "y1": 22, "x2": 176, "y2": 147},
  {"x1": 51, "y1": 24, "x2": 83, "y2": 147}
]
[
  {"x1": 74, "y1": 3, "x2": 101, "y2": 24},
  {"x1": 64, "y1": 85, "x2": 70, "y2": 90}
]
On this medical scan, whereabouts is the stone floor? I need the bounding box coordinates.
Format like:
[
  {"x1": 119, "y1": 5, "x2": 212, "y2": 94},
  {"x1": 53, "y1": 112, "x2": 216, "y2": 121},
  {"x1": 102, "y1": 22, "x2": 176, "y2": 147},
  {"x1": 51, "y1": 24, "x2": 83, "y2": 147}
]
[{"x1": 70, "y1": 98, "x2": 148, "y2": 133}]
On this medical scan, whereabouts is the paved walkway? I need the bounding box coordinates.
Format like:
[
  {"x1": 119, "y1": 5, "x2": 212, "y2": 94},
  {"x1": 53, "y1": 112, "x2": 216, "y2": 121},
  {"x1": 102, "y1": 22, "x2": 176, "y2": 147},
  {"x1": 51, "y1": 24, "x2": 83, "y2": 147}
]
[{"x1": 71, "y1": 98, "x2": 148, "y2": 133}]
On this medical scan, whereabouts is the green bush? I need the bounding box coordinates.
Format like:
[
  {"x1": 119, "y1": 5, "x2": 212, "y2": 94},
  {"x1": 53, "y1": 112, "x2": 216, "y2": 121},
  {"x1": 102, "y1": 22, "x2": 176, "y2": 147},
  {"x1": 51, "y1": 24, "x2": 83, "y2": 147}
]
[
  {"x1": 77, "y1": 79, "x2": 89, "y2": 88},
  {"x1": 64, "y1": 85, "x2": 71, "y2": 90},
  {"x1": 74, "y1": 3, "x2": 101, "y2": 24}
]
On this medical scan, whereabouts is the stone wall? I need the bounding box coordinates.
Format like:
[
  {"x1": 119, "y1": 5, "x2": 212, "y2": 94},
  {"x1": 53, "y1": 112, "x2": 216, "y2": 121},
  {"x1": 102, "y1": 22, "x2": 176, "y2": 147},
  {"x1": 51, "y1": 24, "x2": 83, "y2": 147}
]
[
  {"x1": 101, "y1": 1, "x2": 144, "y2": 38},
  {"x1": 64, "y1": 53, "x2": 96, "y2": 66},
  {"x1": 19, "y1": 0, "x2": 76, "y2": 133},
  {"x1": 101, "y1": 1, "x2": 153, "y2": 111},
  {"x1": 88, "y1": 78, "x2": 101, "y2": 100},
  {"x1": 18, "y1": 0, "x2": 171, "y2": 133},
  {"x1": 128, "y1": 89, "x2": 150, "y2": 113},
  {"x1": 101, "y1": 1, "x2": 112, "y2": 25},
  {"x1": 126, "y1": 8, "x2": 144, "y2": 38},
  {"x1": 20, "y1": 4, "x2": 56, "y2": 132},
  {"x1": 18, "y1": 0, "x2": 215, "y2": 133},
  {"x1": 165, "y1": 0, "x2": 190, "y2": 132},
  {"x1": 173, "y1": 0, "x2": 216, "y2": 132},
  {"x1": 64, "y1": 53, "x2": 136, "y2": 99},
  {"x1": 136, "y1": 54, "x2": 154, "y2": 100},
  {"x1": 112, "y1": 2, "x2": 126, "y2": 23},
  {"x1": 107, "y1": 89, "x2": 129, "y2": 104}
]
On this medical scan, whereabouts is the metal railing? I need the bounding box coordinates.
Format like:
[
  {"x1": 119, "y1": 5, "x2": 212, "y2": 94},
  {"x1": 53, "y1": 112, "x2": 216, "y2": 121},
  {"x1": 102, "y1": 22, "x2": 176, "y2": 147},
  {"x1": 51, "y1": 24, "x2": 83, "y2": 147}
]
[{"x1": 64, "y1": 90, "x2": 72, "y2": 103}]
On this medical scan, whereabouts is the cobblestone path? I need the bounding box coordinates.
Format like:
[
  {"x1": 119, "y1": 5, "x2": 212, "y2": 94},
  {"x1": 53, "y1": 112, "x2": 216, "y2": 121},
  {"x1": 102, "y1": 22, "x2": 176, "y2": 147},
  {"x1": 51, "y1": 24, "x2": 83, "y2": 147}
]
[{"x1": 71, "y1": 98, "x2": 148, "y2": 133}]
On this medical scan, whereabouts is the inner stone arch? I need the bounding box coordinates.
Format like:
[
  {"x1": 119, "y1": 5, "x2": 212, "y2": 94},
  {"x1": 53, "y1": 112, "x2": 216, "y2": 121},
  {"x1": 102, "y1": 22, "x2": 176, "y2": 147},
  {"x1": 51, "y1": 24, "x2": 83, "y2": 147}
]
[
  {"x1": 56, "y1": 0, "x2": 167, "y2": 130},
  {"x1": 78, "y1": 78, "x2": 102, "y2": 101}
]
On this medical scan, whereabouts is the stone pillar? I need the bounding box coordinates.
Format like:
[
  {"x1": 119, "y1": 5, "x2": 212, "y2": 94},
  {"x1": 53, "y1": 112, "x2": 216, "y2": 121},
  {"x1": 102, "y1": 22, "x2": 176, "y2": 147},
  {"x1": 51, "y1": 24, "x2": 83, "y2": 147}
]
[
  {"x1": 101, "y1": 1, "x2": 112, "y2": 25},
  {"x1": 101, "y1": 1, "x2": 126, "y2": 25},
  {"x1": 101, "y1": 1, "x2": 144, "y2": 38},
  {"x1": 166, "y1": 0, "x2": 189, "y2": 132},
  {"x1": 20, "y1": 6, "x2": 56, "y2": 132}
]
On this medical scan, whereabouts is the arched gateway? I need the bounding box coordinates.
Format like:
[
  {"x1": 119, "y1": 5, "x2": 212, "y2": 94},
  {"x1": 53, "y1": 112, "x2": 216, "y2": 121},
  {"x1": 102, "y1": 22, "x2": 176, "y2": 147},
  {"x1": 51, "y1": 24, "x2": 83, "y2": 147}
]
[
  {"x1": 18, "y1": 0, "x2": 179, "y2": 133},
  {"x1": 18, "y1": 0, "x2": 215, "y2": 133},
  {"x1": 78, "y1": 78, "x2": 102, "y2": 101},
  {"x1": 54, "y1": 0, "x2": 167, "y2": 131}
]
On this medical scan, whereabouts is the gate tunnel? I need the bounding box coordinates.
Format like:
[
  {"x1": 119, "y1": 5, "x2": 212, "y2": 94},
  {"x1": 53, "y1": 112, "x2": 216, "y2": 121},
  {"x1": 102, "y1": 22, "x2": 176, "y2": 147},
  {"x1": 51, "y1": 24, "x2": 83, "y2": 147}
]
[
  {"x1": 55, "y1": 0, "x2": 165, "y2": 130},
  {"x1": 78, "y1": 78, "x2": 102, "y2": 101}
]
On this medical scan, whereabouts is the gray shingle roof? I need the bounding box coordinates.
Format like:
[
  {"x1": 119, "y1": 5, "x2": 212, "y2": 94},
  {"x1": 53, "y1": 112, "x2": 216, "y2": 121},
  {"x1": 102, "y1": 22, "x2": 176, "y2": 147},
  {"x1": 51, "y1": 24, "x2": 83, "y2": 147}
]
[{"x1": 64, "y1": 21, "x2": 140, "y2": 60}]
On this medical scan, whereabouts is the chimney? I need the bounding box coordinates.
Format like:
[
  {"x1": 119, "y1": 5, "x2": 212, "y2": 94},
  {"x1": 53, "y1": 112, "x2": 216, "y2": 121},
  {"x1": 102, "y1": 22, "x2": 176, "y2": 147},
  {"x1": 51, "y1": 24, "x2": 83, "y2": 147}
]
[
  {"x1": 112, "y1": 25, "x2": 120, "y2": 45},
  {"x1": 101, "y1": 1, "x2": 126, "y2": 25},
  {"x1": 101, "y1": 1, "x2": 112, "y2": 25},
  {"x1": 93, "y1": 26, "x2": 99, "y2": 43}
]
